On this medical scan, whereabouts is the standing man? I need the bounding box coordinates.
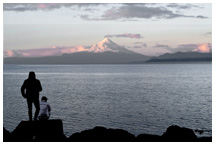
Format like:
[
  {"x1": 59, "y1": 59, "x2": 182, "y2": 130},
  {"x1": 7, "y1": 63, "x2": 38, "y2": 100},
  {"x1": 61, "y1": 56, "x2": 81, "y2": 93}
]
[{"x1": 21, "y1": 71, "x2": 42, "y2": 121}]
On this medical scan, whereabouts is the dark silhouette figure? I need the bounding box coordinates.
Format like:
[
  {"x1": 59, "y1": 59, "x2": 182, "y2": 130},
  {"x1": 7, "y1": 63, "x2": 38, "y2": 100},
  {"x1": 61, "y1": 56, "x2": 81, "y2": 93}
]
[{"x1": 21, "y1": 71, "x2": 42, "y2": 121}]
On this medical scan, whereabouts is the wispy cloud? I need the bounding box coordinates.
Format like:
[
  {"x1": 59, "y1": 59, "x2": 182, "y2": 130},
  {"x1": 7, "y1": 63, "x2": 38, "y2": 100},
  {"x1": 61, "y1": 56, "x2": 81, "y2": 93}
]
[
  {"x1": 166, "y1": 43, "x2": 197, "y2": 53},
  {"x1": 166, "y1": 3, "x2": 202, "y2": 9},
  {"x1": 203, "y1": 32, "x2": 212, "y2": 35},
  {"x1": 133, "y1": 42, "x2": 147, "y2": 47},
  {"x1": 154, "y1": 43, "x2": 169, "y2": 48},
  {"x1": 178, "y1": 44, "x2": 197, "y2": 48},
  {"x1": 196, "y1": 15, "x2": 208, "y2": 19},
  {"x1": 105, "y1": 33, "x2": 143, "y2": 39}
]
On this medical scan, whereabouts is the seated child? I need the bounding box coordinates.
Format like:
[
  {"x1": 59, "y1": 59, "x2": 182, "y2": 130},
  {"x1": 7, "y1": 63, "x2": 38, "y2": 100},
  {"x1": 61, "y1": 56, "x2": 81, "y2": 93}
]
[{"x1": 38, "y1": 96, "x2": 51, "y2": 120}]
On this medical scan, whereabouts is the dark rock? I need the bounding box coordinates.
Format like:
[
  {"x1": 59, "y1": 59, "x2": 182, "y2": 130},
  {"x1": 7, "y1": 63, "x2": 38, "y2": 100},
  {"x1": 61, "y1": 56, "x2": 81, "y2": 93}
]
[
  {"x1": 196, "y1": 137, "x2": 212, "y2": 142},
  {"x1": 5, "y1": 122, "x2": 212, "y2": 142},
  {"x1": 136, "y1": 134, "x2": 163, "y2": 142},
  {"x1": 162, "y1": 125, "x2": 197, "y2": 142},
  {"x1": 11, "y1": 120, "x2": 67, "y2": 142},
  {"x1": 68, "y1": 126, "x2": 136, "y2": 142},
  {"x1": 3, "y1": 127, "x2": 11, "y2": 142}
]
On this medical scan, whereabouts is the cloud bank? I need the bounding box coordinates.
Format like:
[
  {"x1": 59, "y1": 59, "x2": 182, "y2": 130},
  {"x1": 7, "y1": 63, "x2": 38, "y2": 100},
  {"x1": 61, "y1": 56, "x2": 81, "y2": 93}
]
[
  {"x1": 4, "y1": 46, "x2": 89, "y2": 57},
  {"x1": 166, "y1": 43, "x2": 212, "y2": 53},
  {"x1": 3, "y1": 3, "x2": 102, "y2": 11},
  {"x1": 101, "y1": 5, "x2": 188, "y2": 20},
  {"x1": 4, "y1": 3, "x2": 208, "y2": 21}
]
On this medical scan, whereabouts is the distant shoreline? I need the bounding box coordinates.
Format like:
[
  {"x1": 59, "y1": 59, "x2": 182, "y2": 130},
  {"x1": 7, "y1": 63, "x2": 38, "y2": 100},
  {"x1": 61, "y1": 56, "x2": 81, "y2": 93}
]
[{"x1": 3, "y1": 61, "x2": 212, "y2": 65}]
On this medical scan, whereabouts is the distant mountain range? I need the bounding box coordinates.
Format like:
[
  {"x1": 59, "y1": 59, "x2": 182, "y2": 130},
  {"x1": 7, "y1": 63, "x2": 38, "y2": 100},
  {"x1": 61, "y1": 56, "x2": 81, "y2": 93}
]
[
  {"x1": 4, "y1": 38, "x2": 212, "y2": 64},
  {"x1": 4, "y1": 38, "x2": 151, "y2": 64},
  {"x1": 146, "y1": 51, "x2": 212, "y2": 62}
]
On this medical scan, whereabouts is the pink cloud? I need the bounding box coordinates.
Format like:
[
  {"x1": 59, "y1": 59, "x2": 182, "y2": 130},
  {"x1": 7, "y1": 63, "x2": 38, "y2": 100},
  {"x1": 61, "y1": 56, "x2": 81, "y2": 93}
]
[
  {"x1": 193, "y1": 43, "x2": 211, "y2": 53},
  {"x1": 37, "y1": 3, "x2": 59, "y2": 10},
  {"x1": 4, "y1": 46, "x2": 90, "y2": 58},
  {"x1": 4, "y1": 50, "x2": 15, "y2": 57},
  {"x1": 60, "y1": 46, "x2": 88, "y2": 54}
]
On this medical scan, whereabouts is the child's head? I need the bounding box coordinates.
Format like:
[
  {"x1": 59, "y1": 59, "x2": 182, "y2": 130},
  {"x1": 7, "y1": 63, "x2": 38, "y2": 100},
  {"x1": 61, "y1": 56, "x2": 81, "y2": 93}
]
[{"x1": 41, "y1": 96, "x2": 48, "y2": 102}]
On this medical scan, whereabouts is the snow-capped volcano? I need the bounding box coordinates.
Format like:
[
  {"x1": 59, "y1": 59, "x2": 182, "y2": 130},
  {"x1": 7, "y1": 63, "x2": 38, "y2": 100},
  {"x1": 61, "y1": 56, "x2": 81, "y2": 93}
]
[{"x1": 88, "y1": 38, "x2": 135, "y2": 53}]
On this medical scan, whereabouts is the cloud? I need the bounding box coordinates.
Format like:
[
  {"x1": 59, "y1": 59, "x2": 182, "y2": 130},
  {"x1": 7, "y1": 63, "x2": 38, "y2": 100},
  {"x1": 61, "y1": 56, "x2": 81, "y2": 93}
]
[
  {"x1": 196, "y1": 15, "x2": 208, "y2": 19},
  {"x1": 142, "y1": 43, "x2": 147, "y2": 47},
  {"x1": 4, "y1": 3, "x2": 208, "y2": 21},
  {"x1": 193, "y1": 43, "x2": 212, "y2": 53},
  {"x1": 3, "y1": 3, "x2": 102, "y2": 11},
  {"x1": 166, "y1": 4, "x2": 202, "y2": 9},
  {"x1": 99, "y1": 5, "x2": 201, "y2": 20},
  {"x1": 4, "y1": 50, "x2": 23, "y2": 57},
  {"x1": 3, "y1": 46, "x2": 90, "y2": 57},
  {"x1": 133, "y1": 42, "x2": 147, "y2": 47},
  {"x1": 166, "y1": 44, "x2": 197, "y2": 53},
  {"x1": 80, "y1": 15, "x2": 91, "y2": 20},
  {"x1": 104, "y1": 33, "x2": 143, "y2": 39},
  {"x1": 166, "y1": 43, "x2": 212, "y2": 53},
  {"x1": 167, "y1": 4, "x2": 191, "y2": 9},
  {"x1": 127, "y1": 45, "x2": 140, "y2": 49},
  {"x1": 154, "y1": 43, "x2": 169, "y2": 48},
  {"x1": 178, "y1": 44, "x2": 197, "y2": 48},
  {"x1": 203, "y1": 32, "x2": 212, "y2": 35},
  {"x1": 4, "y1": 50, "x2": 15, "y2": 57}
]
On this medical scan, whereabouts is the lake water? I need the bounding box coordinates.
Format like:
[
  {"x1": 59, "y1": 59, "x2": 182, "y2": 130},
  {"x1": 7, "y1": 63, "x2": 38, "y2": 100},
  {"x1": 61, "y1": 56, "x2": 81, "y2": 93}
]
[{"x1": 3, "y1": 64, "x2": 212, "y2": 137}]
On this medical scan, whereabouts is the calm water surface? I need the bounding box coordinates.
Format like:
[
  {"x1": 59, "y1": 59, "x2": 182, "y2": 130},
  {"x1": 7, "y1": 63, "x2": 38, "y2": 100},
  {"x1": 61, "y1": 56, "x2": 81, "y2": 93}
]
[{"x1": 3, "y1": 64, "x2": 212, "y2": 137}]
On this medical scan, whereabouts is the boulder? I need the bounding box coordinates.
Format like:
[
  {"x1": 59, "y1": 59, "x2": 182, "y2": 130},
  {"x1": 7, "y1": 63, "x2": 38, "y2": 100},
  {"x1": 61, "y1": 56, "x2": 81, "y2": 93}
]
[
  {"x1": 196, "y1": 137, "x2": 212, "y2": 142},
  {"x1": 68, "y1": 126, "x2": 136, "y2": 142},
  {"x1": 136, "y1": 134, "x2": 163, "y2": 142},
  {"x1": 162, "y1": 125, "x2": 197, "y2": 142},
  {"x1": 11, "y1": 120, "x2": 67, "y2": 142},
  {"x1": 3, "y1": 127, "x2": 11, "y2": 142}
]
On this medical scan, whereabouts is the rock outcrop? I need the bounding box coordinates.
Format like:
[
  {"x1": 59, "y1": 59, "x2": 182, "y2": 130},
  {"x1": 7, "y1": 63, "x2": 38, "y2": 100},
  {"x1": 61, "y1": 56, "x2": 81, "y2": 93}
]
[
  {"x1": 8, "y1": 120, "x2": 67, "y2": 142},
  {"x1": 3, "y1": 127, "x2": 11, "y2": 142},
  {"x1": 68, "y1": 126, "x2": 136, "y2": 142},
  {"x1": 161, "y1": 125, "x2": 197, "y2": 142},
  {"x1": 3, "y1": 121, "x2": 212, "y2": 142}
]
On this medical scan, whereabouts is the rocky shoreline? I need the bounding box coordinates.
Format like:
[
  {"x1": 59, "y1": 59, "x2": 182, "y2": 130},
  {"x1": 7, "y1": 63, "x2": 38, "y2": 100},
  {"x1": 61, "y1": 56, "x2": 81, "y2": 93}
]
[{"x1": 3, "y1": 119, "x2": 212, "y2": 142}]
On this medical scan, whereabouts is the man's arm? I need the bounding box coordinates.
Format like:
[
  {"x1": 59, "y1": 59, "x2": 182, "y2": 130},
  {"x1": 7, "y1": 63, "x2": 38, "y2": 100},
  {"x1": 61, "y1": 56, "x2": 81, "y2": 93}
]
[
  {"x1": 21, "y1": 81, "x2": 26, "y2": 98},
  {"x1": 38, "y1": 80, "x2": 42, "y2": 92},
  {"x1": 47, "y1": 104, "x2": 51, "y2": 112}
]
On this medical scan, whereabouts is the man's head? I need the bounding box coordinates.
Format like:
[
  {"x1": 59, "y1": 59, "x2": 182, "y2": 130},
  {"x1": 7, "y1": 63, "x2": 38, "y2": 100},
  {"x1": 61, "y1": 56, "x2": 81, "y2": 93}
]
[
  {"x1": 41, "y1": 96, "x2": 48, "y2": 102},
  {"x1": 28, "y1": 71, "x2": 36, "y2": 79}
]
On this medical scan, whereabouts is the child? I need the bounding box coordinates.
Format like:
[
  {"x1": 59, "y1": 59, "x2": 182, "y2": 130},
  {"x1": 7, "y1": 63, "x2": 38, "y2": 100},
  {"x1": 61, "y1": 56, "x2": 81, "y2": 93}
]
[{"x1": 38, "y1": 96, "x2": 51, "y2": 120}]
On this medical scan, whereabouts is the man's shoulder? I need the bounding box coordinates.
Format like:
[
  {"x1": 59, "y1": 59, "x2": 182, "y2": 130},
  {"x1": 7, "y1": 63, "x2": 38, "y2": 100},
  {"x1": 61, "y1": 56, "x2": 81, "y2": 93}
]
[
  {"x1": 36, "y1": 79, "x2": 41, "y2": 82},
  {"x1": 40, "y1": 101, "x2": 49, "y2": 105},
  {"x1": 24, "y1": 79, "x2": 41, "y2": 83}
]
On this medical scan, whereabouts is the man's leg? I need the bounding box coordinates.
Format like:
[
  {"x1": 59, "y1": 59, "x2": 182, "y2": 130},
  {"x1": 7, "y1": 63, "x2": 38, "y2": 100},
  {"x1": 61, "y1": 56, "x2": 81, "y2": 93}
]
[
  {"x1": 27, "y1": 99, "x2": 32, "y2": 121},
  {"x1": 33, "y1": 98, "x2": 40, "y2": 121}
]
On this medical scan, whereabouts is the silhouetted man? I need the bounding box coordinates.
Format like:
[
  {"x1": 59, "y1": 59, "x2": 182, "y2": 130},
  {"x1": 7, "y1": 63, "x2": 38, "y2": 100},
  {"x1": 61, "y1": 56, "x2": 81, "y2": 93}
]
[{"x1": 21, "y1": 71, "x2": 42, "y2": 121}]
